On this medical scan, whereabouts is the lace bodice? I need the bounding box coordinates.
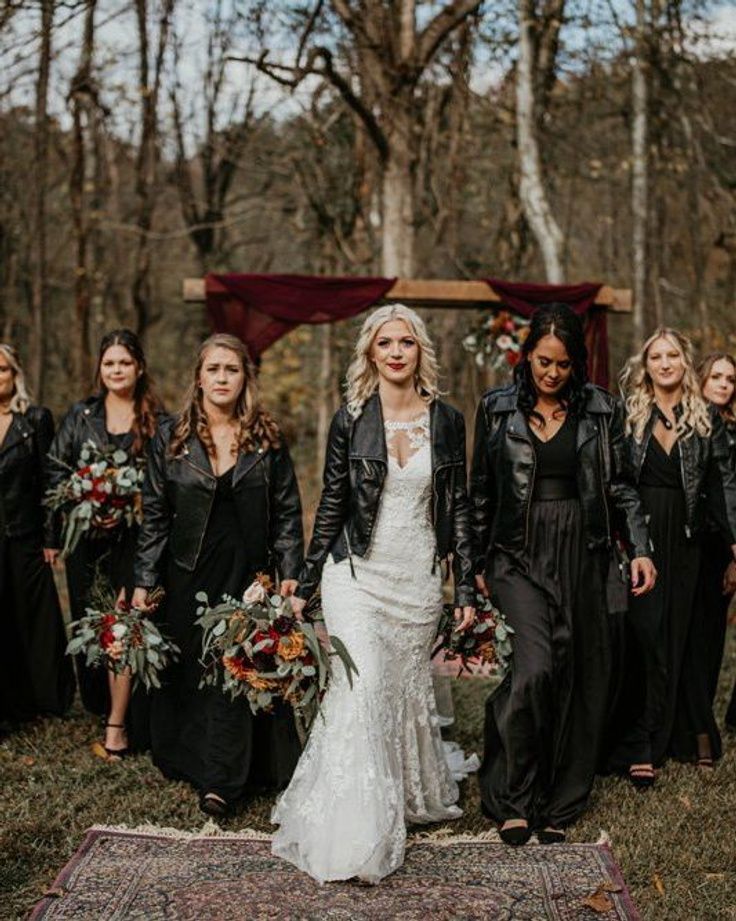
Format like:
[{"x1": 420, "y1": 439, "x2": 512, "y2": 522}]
[{"x1": 384, "y1": 411, "x2": 430, "y2": 469}]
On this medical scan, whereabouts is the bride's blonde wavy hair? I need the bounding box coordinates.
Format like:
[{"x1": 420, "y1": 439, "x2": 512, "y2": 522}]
[
  {"x1": 169, "y1": 334, "x2": 280, "y2": 457},
  {"x1": 620, "y1": 327, "x2": 711, "y2": 442},
  {"x1": 345, "y1": 304, "x2": 440, "y2": 417},
  {"x1": 0, "y1": 344, "x2": 32, "y2": 412}
]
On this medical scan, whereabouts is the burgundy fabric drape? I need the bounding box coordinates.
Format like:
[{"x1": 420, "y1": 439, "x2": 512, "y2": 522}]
[
  {"x1": 205, "y1": 273, "x2": 610, "y2": 388},
  {"x1": 205, "y1": 274, "x2": 396, "y2": 359},
  {"x1": 485, "y1": 279, "x2": 608, "y2": 388}
]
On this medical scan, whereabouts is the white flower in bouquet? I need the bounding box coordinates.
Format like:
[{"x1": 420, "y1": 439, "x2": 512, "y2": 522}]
[{"x1": 242, "y1": 581, "x2": 267, "y2": 604}]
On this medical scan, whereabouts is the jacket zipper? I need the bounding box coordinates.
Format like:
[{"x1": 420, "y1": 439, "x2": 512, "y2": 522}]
[
  {"x1": 597, "y1": 423, "x2": 611, "y2": 543},
  {"x1": 677, "y1": 442, "x2": 692, "y2": 538}
]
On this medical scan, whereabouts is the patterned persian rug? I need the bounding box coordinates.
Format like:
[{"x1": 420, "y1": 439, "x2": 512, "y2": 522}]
[{"x1": 31, "y1": 826, "x2": 640, "y2": 920}]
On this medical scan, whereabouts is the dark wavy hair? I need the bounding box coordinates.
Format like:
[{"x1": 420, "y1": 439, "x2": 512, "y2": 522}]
[
  {"x1": 95, "y1": 329, "x2": 163, "y2": 455},
  {"x1": 513, "y1": 303, "x2": 589, "y2": 426}
]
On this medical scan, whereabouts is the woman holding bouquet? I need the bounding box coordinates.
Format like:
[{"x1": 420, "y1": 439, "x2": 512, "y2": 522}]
[
  {"x1": 132, "y1": 333, "x2": 303, "y2": 817},
  {"x1": 272, "y1": 304, "x2": 477, "y2": 883},
  {"x1": 470, "y1": 304, "x2": 655, "y2": 844},
  {"x1": 608, "y1": 336, "x2": 736, "y2": 778},
  {"x1": 0, "y1": 345, "x2": 74, "y2": 728},
  {"x1": 47, "y1": 329, "x2": 164, "y2": 757}
]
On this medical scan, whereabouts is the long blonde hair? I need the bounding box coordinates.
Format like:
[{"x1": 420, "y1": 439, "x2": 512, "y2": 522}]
[
  {"x1": 169, "y1": 334, "x2": 280, "y2": 457},
  {"x1": 0, "y1": 344, "x2": 32, "y2": 413},
  {"x1": 698, "y1": 352, "x2": 736, "y2": 425},
  {"x1": 620, "y1": 327, "x2": 711, "y2": 441},
  {"x1": 345, "y1": 304, "x2": 440, "y2": 417}
]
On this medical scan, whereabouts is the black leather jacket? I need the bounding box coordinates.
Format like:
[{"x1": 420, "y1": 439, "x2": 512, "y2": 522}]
[
  {"x1": 0, "y1": 406, "x2": 56, "y2": 545},
  {"x1": 46, "y1": 395, "x2": 167, "y2": 548},
  {"x1": 629, "y1": 407, "x2": 736, "y2": 543},
  {"x1": 296, "y1": 394, "x2": 475, "y2": 607},
  {"x1": 133, "y1": 418, "x2": 304, "y2": 588},
  {"x1": 470, "y1": 383, "x2": 651, "y2": 571}
]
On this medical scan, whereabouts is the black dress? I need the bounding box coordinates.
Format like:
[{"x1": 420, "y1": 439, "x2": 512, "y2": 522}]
[
  {"x1": 608, "y1": 437, "x2": 701, "y2": 769},
  {"x1": 479, "y1": 415, "x2": 610, "y2": 828},
  {"x1": 64, "y1": 430, "x2": 148, "y2": 748},
  {"x1": 0, "y1": 409, "x2": 74, "y2": 725},
  {"x1": 149, "y1": 467, "x2": 301, "y2": 803},
  {"x1": 672, "y1": 417, "x2": 736, "y2": 753}
]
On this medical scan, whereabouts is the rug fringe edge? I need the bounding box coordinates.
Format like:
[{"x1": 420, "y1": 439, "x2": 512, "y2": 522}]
[{"x1": 89, "y1": 822, "x2": 272, "y2": 840}]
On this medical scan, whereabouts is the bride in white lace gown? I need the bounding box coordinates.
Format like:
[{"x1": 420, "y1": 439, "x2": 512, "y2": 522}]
[{"x1": 271, "y1": 305, "x2": 477, "y2": 883}]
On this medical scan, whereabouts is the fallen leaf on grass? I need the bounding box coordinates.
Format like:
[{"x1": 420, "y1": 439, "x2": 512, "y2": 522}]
[
  {"x1": 677, "y1": 794, "x2": 692, "y2": 810},
  {"x1": 601, "y1": 882, "x2": 623, "y2": 893},
  {"x1": 652, "y1": 873, "x2": 665, "y2": 896},
  {"x1": 90, "y1": 741, "x2": 109, "y2": 761},
  {"x1": 21, "y1": 756, "x2": 35, "y2": 767}
]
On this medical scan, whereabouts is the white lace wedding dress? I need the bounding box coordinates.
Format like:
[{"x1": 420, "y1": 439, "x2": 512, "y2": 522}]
[{"x1": 271, "y1": 412, "x2": 476, "y2": 883}]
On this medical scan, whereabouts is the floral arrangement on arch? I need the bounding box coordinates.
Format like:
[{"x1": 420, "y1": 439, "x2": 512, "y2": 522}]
[
  {"x1": 462, "y1": 310, "x2": 530, "y2": 371},
  {"x1": 196, "y1": 574, "x2": 358, "y2": 733}
]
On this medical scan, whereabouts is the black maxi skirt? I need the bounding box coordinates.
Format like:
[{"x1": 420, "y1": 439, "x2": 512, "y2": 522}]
[
  {"x1": 669, "y1": 530, "x2": 732, "y2": 762},
  {"x1": 149, "y1": 472, "x2": 301, "y2": 803},
  {"x1": 607, "y1": 485, "x2": 700, "y2": 769},
  {"x1": 479, "y1": 498, "x2": 609, "y2": 829},
  {"x1": 0, "y1": 534, "x2": 75, "y2": 724}
]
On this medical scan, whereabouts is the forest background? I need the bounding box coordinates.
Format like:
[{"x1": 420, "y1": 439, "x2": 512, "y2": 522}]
[{"x1": 2, "y1": 0, "x2": 736, "y2": 506}]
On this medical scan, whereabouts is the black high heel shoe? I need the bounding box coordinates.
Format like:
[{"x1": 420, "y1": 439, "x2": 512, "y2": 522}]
[
  {"x1": 499, "y1": 821, "x2": 531, "y2": 846},
  {"x1": 92, "y1": 722, "x2": 129, "y2": 761},
  {"x1": 538, "y1": 827, "x2": 566, "y2": 844},
  {"x1": 199, "y1": 792, "x2": 231, "y2": 818},
  {"x1": 628, "y1": 764, "x2": 655, "y2": 789}
]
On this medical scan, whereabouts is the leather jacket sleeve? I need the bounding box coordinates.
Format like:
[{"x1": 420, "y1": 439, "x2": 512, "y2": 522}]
[
  {"x1": 133, "y1": 426, "x2": 172, "y2": 589},
  {"x1": 450, "y1": 412, "x2": 476, "y2": 608},
  {"x1": 704, "y1": 410, "x2": 736, "y2": 545},
  {"x1": 268, "y1": 441, "x2": 305, "y2": 581},
  {"x1": 297, "y1": 408, "x2": 351, "y2": 601},
  {"x1": 33, "y1": 407, "x2": 58, "y2": 548},
  {"x1": 469, "y1": 399, "x2": 495, "y2": 575},
  {"x1": 45, "y1": 404, "x2": 81, "y2": 549},
  {"x1": 608, "y1": 399, "x2": 651, "y2": 559}
]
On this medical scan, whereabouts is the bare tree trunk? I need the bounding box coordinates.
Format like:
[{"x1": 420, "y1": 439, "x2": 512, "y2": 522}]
[
  {"x1": 29, "y1": 0, "x2": 54, "y2": 398},
  {"x1": 132, "y1": 0, "x2": 174, "y2": 340},
  {"x1": 382, "y1": 138, "x2": 415, "y2": 276},
  {"x1": 68, "y1": 0, "x2": 97, "y2": 390},
  {"x1": 516, "y1": 0, "x2": 564, "y2": 282},
  {"x1": 631, "y1": 0, "x2": 649, "y2": 343}
]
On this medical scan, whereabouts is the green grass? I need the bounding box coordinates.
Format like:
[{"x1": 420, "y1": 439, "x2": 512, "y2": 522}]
[{"x1": 2, "y1": 630, "x2": 735, "y2": 920}]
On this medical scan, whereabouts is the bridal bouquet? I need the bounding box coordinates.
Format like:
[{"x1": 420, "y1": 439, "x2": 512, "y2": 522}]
[
  {"x1": 66, "y1": 586, "x2": 178, "y2": 691},
  {"x1": 45, "y1": 440, "x2": 145, "y2": 556},
  {"x1": 433, "y1": 593, "x2": 514, "y2": 678},
  {"x1": 196, "y1": 574, "x2": 358, "y2": 730}
]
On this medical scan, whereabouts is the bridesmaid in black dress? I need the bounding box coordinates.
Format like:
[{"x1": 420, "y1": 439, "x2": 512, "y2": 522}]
[
  {"x1": 0, "y1": 345, "x2": 74, "y2": 728},
  {"x1": 470, "y1": 305, "x2": 655, "y2": 845},
  {"x1": 670, "y1": 353, "x2": 736, "y2": 761},
  {"x1": 48, "y1": 330, "x2": 165, "y2": 757},
  {"x1": 608, "y1": 331, "x2": 736, "y2": 785},
  {"x1": 132, "y1": 333, "x2": 304, "y2": 817}
]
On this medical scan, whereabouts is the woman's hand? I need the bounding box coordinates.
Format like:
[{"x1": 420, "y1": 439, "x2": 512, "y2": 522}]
[
  {"x1": 116, "y1": 587, "x2": 127, "y2": 610},
  {"x1": 43, "y1": 548, "x2": 59, "y2": 566},
  {"x1": 95, "y1": 514, "x2": 119, "y2": 531},
  {"x1": 630, "y1": 557, "x2": 657, "y2": 596},
  {"x1": 723, "y1": 560, "x2": 736, "y2": 597},
  {"x1": 280, "y1": 579, "x2": 298, "y2": 597},
  {"x1": 454, "y1": 606, "x2": 476, "y2": 632},
  {"x1": 131, "y1": 587, "x2": 156, "y2": 614},
  {"x1": 475, "y1": 574, "x2": 490, "y2": 598},
  {"x1": 289, "y1": 595, "x2": 307, "y2": 621}
]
